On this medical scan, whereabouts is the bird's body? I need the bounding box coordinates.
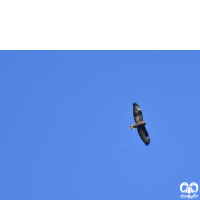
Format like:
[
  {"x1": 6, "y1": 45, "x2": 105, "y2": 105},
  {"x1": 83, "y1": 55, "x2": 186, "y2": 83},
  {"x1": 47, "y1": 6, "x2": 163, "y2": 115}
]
[{"x1": 130, "y1": 103, "x2": 150, "y2": 145}]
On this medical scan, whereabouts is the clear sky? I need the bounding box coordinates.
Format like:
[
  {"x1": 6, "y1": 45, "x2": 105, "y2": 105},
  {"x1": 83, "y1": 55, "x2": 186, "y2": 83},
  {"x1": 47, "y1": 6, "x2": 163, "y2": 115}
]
[{"x1": 0, "y1": 51, "x2": 199, "y2": 200}]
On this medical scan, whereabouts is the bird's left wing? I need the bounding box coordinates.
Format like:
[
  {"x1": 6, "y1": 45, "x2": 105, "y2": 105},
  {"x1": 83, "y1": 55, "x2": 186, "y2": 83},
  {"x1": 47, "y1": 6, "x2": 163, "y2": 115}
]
[{"x1": 137, "y1": 125, "x2": 150, "y2": 145}]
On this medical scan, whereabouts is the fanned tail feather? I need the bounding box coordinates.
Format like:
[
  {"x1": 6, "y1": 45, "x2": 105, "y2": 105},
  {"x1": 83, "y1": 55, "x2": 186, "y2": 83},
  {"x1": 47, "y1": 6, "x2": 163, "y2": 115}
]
[{"x1": 130, "y1": 125, "x2": 135, "y2": 130}]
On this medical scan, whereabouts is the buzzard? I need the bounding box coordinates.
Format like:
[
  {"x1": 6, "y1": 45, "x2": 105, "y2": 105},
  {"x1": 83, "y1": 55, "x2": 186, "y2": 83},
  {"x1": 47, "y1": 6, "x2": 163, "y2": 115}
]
[{"x1": 130, "y1": 103, "x2": 150, "y2": 145}]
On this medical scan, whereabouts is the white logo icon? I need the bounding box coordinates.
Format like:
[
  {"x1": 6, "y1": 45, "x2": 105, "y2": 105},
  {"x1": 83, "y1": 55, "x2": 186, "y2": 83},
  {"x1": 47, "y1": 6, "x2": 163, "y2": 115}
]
[{"x1": 180, "y1": 182, "x2": 198, "y2": 199}]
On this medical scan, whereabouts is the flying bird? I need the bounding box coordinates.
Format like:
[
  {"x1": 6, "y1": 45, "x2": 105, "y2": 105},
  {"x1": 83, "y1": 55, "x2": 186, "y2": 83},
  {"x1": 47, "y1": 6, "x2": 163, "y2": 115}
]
[{"x1": 130, "y1": 103, "x2": 150, "y2": 145}]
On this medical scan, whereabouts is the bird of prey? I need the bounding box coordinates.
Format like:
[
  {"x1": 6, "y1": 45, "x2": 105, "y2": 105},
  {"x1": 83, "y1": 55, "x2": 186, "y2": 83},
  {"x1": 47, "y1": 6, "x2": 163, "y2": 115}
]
[{"x1": 130, "y1": 103, "x2": 150, "y2": 145}]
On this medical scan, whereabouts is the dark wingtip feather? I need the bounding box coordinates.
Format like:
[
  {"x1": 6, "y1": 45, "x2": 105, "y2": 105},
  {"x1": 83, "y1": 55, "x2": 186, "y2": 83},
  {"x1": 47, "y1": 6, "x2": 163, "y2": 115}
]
[
  {"x1": 145, "y1": 139, "x2": 150, "y2": 146},
  {"x1": 133, "y1": 102, "x2": 139, "y2": 107}
]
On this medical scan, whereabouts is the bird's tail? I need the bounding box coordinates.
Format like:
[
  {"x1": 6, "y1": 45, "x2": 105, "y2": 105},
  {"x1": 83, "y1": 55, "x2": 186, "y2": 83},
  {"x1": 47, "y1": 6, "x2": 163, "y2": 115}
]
[{"x1": 130, "y1": 125, "x2": 135, "y2": 130}]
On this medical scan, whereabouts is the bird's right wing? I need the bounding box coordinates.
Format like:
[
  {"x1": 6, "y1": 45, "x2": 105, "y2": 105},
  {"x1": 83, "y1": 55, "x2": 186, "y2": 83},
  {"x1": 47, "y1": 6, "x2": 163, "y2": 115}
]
[{"x1": 133, "y1": 103, "x2": 143, "y2": 123}]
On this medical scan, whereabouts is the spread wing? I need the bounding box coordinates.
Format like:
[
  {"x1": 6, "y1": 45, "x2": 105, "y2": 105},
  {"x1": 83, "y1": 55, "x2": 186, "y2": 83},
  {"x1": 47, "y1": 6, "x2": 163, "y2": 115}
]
[
  {"x1": 133, "y1": 103, "x2": 143, "y2": 123},
  {"x1": 137, "y1": 125, "x2": 150, "y2": 145}
]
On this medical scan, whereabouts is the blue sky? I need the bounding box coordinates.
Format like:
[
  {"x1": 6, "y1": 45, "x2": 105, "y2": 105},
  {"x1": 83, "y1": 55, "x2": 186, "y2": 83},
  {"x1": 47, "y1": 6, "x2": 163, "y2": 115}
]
[{"x1": 0, "y1": 51, "x2": 199, "y2": 200}]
